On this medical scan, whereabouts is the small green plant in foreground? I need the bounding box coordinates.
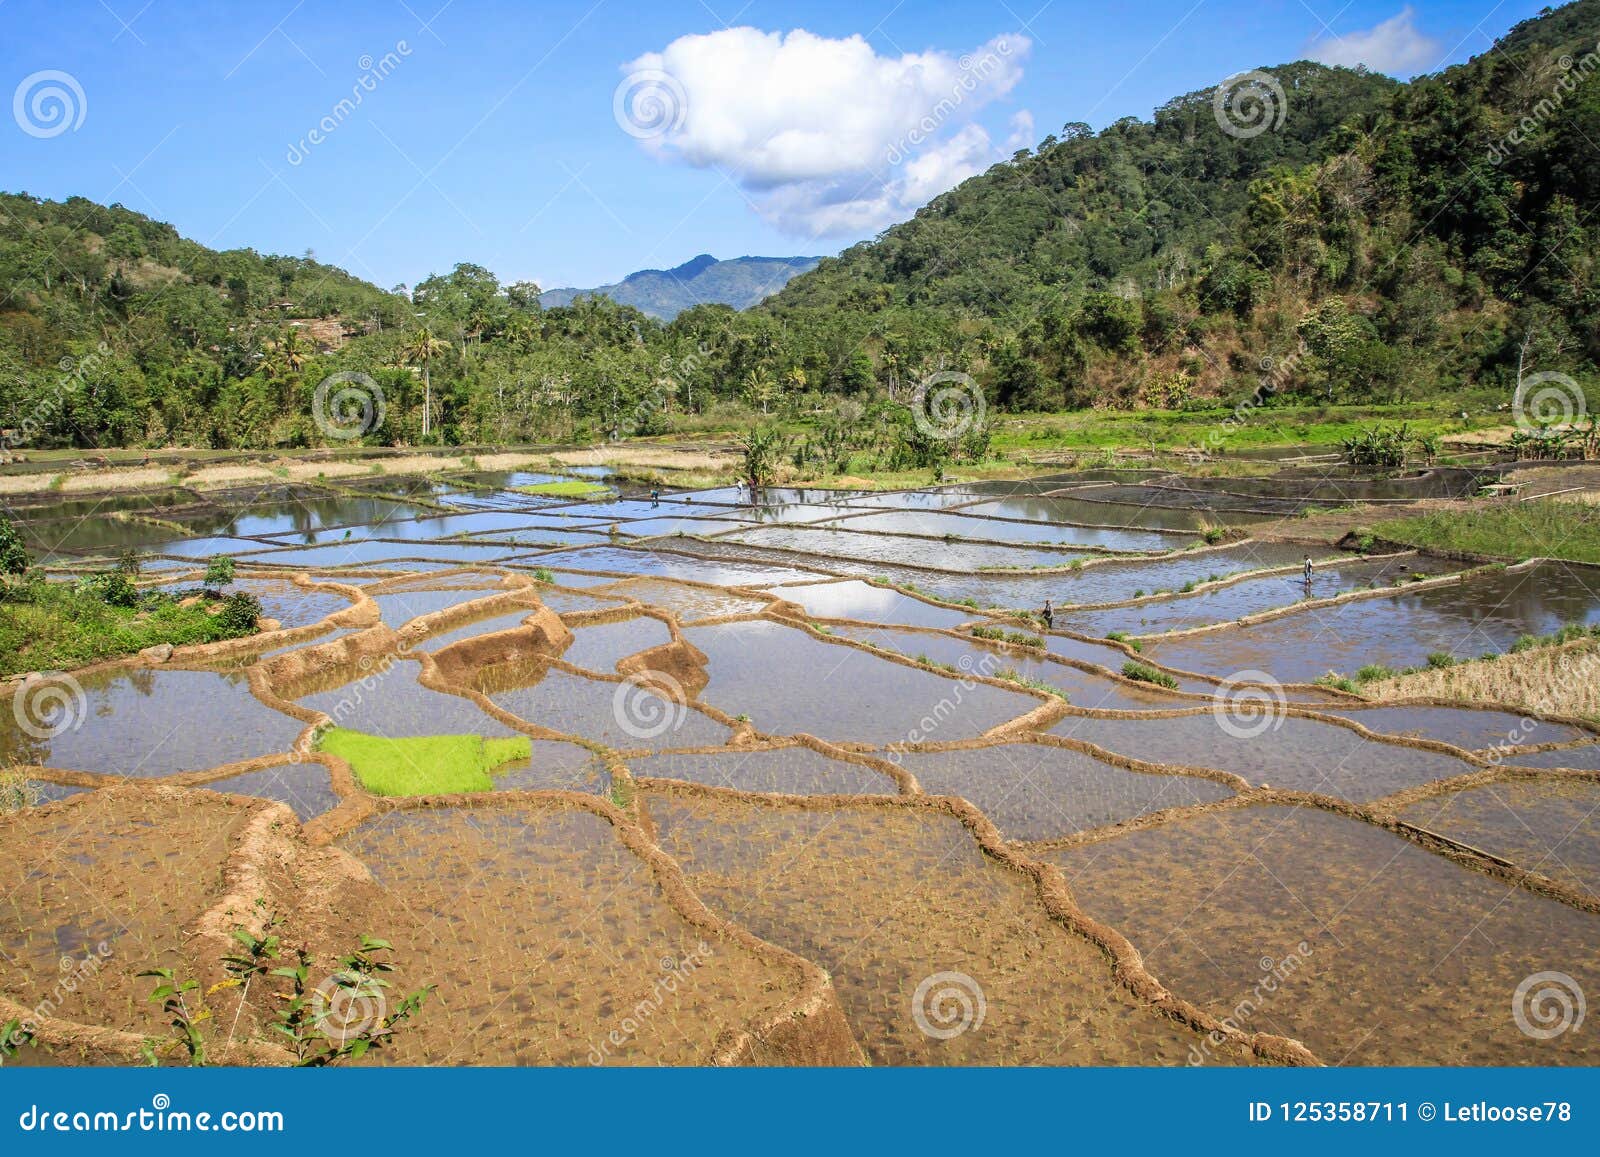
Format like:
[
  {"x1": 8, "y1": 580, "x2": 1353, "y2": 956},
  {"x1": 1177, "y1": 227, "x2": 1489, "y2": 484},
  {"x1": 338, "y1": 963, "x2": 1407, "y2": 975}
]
[
  {"x1": 142, "y1": 910, "x2": 432, "y2": 1067},
  {"x1": 316, "y1": 728, "x2": 532, "y2": 796},
  {"x1": 1121, "y1": 661, "x2": 1178, "y2": 689}
]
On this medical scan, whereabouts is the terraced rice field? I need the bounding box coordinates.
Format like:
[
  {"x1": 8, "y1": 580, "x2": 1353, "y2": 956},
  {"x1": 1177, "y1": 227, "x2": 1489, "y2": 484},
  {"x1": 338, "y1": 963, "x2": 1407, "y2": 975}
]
[{"x1": 3, "y1": 464, "x2": 1598, "y2": 1067}]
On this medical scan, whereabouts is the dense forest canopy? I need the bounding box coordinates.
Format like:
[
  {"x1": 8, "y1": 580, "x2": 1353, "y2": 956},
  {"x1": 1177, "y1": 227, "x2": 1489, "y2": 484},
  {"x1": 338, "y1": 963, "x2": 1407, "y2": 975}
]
[{"x1": 1, "y1": 0, "x2": 1597, "y2": 452}]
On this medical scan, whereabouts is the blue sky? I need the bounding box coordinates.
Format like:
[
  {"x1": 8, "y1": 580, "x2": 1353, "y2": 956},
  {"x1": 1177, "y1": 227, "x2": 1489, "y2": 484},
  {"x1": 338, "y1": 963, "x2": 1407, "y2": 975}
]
[{"x1": 0, "y1": 0, "x2": 1548, "y2": 292}]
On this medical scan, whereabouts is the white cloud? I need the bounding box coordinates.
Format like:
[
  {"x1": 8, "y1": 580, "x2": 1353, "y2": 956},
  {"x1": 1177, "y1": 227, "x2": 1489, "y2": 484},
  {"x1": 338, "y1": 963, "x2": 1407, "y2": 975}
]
[
  {"x1": 617, "y1": 27, "x2": 1032, "y2": 237},
  {"x1": 1306, "y1": 7, "x2": 1442, "y2": 77}
]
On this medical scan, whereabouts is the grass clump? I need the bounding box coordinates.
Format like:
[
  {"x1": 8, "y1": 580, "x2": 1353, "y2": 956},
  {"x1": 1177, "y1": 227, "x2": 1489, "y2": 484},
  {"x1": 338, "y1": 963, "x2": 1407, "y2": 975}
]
[
  {"x1": 316, "y1": 728, "x2": 531, "y2": 796},
  {"x1": 0, "y1": 575, "x2": 259, "y2": 676},
  {"x1": 1373, "y1": 499, "x2": 1600, "y2": 565},
  {"x1": 515, "y1": 479, "x2": 609, "y2": 498},
  {"x1": 970, "y1": 624, "x2": 1045, "y2": 649},
  {"x1": 1106, "y1": 630, "x2": 1142, "y2": 653},
  {"x1": 995, "y1": 668, "x2": 1069, "y2": 700},
  {"x1": 1121, "y1": 661, "x2": 1178, "y2": 689}
]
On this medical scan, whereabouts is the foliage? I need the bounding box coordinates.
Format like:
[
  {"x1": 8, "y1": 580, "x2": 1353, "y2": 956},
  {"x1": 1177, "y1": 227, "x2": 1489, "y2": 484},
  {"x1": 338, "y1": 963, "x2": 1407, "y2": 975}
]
[
  {"x1": 0, "y1": 578, "x2": 260, "y2": 676},
  {"x1": 203, "y1": 555, "x2": 236, "y2": 590},
  {"x1": 1374, "y1": 498, "x2": 1600, "y2": 565},
  {"x1": 217, "y1": 591, "x2": 262, "y2": 634},
  {"x1": 316, "y1": 727, "x2": 532, "y2": 795},
  {"x1": 1121, "y1": 661, "x2": 1179, "y2": 689},
  {"x1": 514, "y1": 479, "x2": 608, "y2": 497},
  {"x1": 0, "y1": 518, "x2": 30, "y2": 576},
  {"x1": 739, "y1": 425, "x2": 790, "y2": 489},
  {"x1": 0, "y1": 5, "x2": 1598, "y2": 447}
]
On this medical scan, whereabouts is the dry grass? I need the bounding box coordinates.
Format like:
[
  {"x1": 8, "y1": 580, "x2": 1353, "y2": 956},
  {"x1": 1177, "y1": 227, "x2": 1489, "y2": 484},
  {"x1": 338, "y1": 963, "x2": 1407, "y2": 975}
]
[
  {"x1": 0, "y1": 451, "x2": 563, "y2": 497},
  {"x1": 546, "y1": 446, "x2": 735, "y2": 473},
  {"x1": 1367, "y1": 640, "x2": 1600, "y2": 721}
]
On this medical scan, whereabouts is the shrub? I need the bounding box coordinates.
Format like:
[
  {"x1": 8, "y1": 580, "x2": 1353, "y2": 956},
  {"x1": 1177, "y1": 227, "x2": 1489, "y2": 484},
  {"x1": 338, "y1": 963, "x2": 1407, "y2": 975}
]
[
  {"x1": 217, "y1": 591, "x2": 261, "y2": 635},
  {"x1": 95, "y1": 572, "x2": 139, "y2": 608},
  {"x1": 203, "y1": 555, "x2": 236, "y2": 591},
  {"x1": 1121, "y1": 661, "x2": 1178, "y2": 689},
  {"x1": 1425, "y1": 651, "x2": 1457, "y2": 670},
  {"x1": 0, "y1": 517, "x2": 30, "y2": 577}
]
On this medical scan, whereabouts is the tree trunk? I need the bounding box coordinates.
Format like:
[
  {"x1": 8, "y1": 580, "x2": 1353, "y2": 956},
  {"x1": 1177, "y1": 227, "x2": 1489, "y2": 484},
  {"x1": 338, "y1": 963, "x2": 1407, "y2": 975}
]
[{"x1": 423, "y1": 359, "x2": 432, "y2": 441}]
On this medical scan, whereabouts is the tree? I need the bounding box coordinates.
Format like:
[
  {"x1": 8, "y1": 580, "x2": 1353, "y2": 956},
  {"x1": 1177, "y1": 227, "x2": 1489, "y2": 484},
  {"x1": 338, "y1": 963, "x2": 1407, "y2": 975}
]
[
  {"x1": 400, "y1": 328, "x2": 451, "y2": 441},
  {"x1": 203, "y1": 555, "x2": 235, "y2": 592},
  {"x1": 0, "y1": 517, "x2": 31, "y2": 576}
]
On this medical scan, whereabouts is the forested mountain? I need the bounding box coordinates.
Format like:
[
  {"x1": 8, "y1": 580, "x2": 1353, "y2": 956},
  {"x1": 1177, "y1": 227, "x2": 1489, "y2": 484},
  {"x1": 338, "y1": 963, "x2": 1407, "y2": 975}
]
[
  {"x1": 541, "y1": 254, "x2": 821, "y2": 319},
  {"x1": 0, "y1": 0, "x2": 1596, "y2": 452}
]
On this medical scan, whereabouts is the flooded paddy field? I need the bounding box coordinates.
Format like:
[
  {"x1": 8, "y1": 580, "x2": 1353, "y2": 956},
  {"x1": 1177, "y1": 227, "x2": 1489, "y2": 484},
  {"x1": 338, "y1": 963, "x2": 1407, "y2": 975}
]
[{"x1": 5, "y1": 464, "x2": 1597, "y2": 1068}]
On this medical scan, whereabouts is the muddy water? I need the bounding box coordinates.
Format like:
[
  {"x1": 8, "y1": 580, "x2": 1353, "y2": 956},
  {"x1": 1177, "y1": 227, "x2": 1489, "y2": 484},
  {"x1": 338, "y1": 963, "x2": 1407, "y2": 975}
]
[
  {"x1": 206, "y1": 761, "x2": 339, "y2": 820},
  {"x1": 828, "y1": 624, "x2": 1187, "y2": 712},
  {"x1": 645, "y1": 791, "x2": 1244, "y2": 1065},
  {"x1": 0, "y1": 668, "x2": 305, "y2": 775},
  {"x1": 818, "y1": 509, "x2": 1187, "y2": 552},
  {"x1": 491, "y1": 740, "x2": 610, "y2": 793},
  {"x1": 1147, "y1": 562, "x2": 1600, "y2": 682},
  {"x1": 1052, "y1": 711, "x2": 1476, "y2": 799},
  {"x1": 629, "y1": 747, "x2": 897, "y2": 795},
  {"x1": 1402, "y1": 780, "x2": 1600, "y2": 896},
  {"x1": 595, "y1": 578, "x2": 768, "y2": 623},
  {"x1": 1319, "y1": 704, "x2": 1589, "y2": 751},
  {"x1": 339, "y1": 806, "x2": 798, "y2": 1064},
  {"x1": 1501, "y1": 743, "x2": 1600, "y2": 770},
  {"x1": 530, "y1": 545, "x2": 826, "y2": 587},
  {"x1": 370, "y1": 586, "x2": 507, "y2": 625},
  {"x1": 558, "y1": 616, "x2": 674, "y2": 674},
  {"x1": 765, "y1": 579, "x2": 975, "y2": 629},
  {"x1": 892, "y1": 743, "x2": 1232, "y2": 841},
  {"x1": 1050, "y1": 805, "x2": 1600, "y2": 1064},
  {"x1": 298, "y1": 664, "x2": 517, "y2": 739},
  {"x1": 957, "y1": 494, "x2": 1268, "y2": 531},
  {"x1": 483, "y1": 664, "x2": 731, "y2": 748},
  {"x1": 243, "y1": 540, "x2": 519, "y2": 568},
  {"x1": 686, "y1": 621, "x2": 1038, "y2": 744},
  {"x1": 727, "y1": 525, "x2": 1088, "y2": 572},
  {"x1": 887, "y1": 541, "x2": 1323, "y2": 611},
  {"x1": 1071, "y1": 555, "x2": 1449, "y2": 637},
  {"x1": 0, "y1": 789, "x2": 251, "y2": 1038},
  {"x1": 413, "y1": 610, "x2": 535, "y2": 651}
]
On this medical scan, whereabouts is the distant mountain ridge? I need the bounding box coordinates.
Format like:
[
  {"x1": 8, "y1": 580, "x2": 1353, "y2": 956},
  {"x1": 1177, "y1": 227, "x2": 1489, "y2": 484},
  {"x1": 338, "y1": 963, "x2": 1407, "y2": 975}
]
[{"x1": 541, "y1": 253, "x2": 822, "y2": 319}]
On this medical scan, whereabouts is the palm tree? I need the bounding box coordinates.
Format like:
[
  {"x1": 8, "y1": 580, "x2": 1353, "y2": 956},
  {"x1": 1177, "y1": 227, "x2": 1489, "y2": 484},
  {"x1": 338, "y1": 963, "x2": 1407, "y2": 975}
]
[{"x1": 400, "y1": 327, "x2": 451, "y2": 441}]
